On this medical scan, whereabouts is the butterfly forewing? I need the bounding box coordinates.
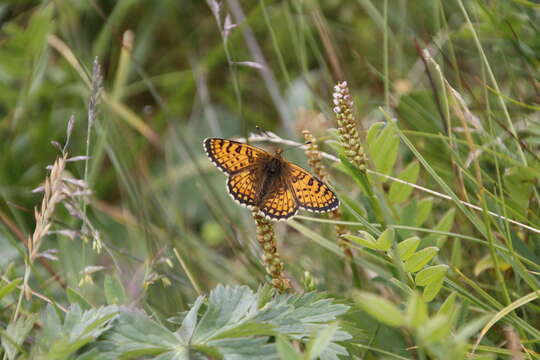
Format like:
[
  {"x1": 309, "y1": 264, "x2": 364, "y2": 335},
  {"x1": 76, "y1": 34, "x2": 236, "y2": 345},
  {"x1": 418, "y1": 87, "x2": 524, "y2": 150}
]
[
  {"x1": 204, "y1": 138, "x2": 265, "y2": 174},
  {"x1": 287, "y1": 163, "x2": 339, "y2": 212}
]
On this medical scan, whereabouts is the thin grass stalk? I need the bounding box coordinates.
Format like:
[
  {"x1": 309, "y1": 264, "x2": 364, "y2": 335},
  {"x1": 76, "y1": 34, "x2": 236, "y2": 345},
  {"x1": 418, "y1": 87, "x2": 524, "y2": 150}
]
[
  {"x1": 423, "y1": 50, "x2": 514, "y2": 304},
  {"x1": 456, "y1": 0, "x2": 527, "y2": 164},
  {"x1": 259, "y1": 0, "x2": 292, "y2": 88},
  {"x1": 383, "y1": 0, "x2": 389, "y2": 110},
  {"x1": 111, "y1": 31, "x2": 133, "y2": 102}
]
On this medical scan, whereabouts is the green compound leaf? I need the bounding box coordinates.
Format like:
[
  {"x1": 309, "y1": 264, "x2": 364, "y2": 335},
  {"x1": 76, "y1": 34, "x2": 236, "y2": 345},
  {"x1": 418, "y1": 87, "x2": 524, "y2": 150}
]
[
  {"x1": 377, "y1": 227, "x2": 394, "y2": 252},
  {"x1": 417, "y1": 315, "x2": 451, "y2": 344},
  {"x1": 437, "y1": 292, "x2": 457, "y2": 318},
  {"x1": 306, "y1": 323, "x2": 338, "y2": 360},
  {"x1": 422, "y1": 277, "x2": 445, "y2": 302},
  {"x1": 101, "y1": 285, "x2": 351, "y2": 360},
  {"x1": 354, "y1": 291, "x2": 405, "y2": 327},
  {"x1": 345, "y1": 229, "x2": 393, "y2": 252},
  {"x1": 389, "y1": 161, "x2": 420, "y2": 203},
  {"x1": 433, "y1": 208, "x2": 456, "y2": 246},
  {"x1": 2, "y1": 314, "x2": 37, "y2": 360},
  {"x1": 404, "y1": 247, "x2": 439, "y2": 273},
  {"x1": 415, "y1": 265, "x2": 448, "y2": 286},
  {"x1": 397, "y1": 236, "x2": 421, "y2": 261},
  {"x1": 343, "y1": 232, "x2": 378, "y2": 250},
  {"x1": 371, "y1": 125, "x2": 400, "y2": 177},
  {"x1": 406, "y1": 292, "x2": 428, "y2": 329},
  {"x1": 37, "y1": 304, "x2": 118, "y2": 360},
  {"x1": 415, "y1": 197, "x2": 433, "y2": 226}
]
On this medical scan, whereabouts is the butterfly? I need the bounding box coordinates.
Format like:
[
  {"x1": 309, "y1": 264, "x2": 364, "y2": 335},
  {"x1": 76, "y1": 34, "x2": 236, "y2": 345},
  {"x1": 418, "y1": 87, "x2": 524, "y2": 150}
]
[{"x1": 204, "y1": 138, "x2": 339, "y2": 221}]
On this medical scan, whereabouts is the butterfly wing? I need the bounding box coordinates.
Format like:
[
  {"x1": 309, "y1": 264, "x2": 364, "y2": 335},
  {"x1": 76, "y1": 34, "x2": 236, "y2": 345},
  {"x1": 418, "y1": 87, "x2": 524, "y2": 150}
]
[
  {"x1": 226, "y1": 169, "x2": 258, "y2": 208},
  {"x1": 258, "y1": 183, "x2": 299, "y2": 220},
  {"x1": 204, "y1": 138, "x2": 267, "y2": 174},
  {"x1": 287, "y1": 163, "x2": 339, "y2": 213}
]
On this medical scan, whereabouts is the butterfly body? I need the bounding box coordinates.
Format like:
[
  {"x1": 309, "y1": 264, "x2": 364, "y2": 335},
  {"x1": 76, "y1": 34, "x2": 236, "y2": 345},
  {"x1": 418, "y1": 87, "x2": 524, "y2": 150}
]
[{"x1": 204, "y1": 138, "x2": 339, "y2": 221}]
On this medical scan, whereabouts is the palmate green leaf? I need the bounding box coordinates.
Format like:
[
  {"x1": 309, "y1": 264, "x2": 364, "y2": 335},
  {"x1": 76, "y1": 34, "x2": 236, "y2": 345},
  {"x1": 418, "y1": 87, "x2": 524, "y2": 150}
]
[
  {"x1": 1, "y1": 314, "x2": 37, "y2": 360},
  {"x1": 388, "y1": 161, "x2": 420, "y2": 203},
  {"x1": 193, "y1": 284, "x2": 259, "y2": 343},
  {"x1": 37, "y1": 304, "x2": 118, "y2": 360},
  {"x1": 102, "y1": 285, "x2": 351, "y2": 360},
  {"x1": 176, "y1": 296, "x2": 204, "y2": 341},
  {"x1": 257, "y1": 292, "x2": 351, "y2": 360},
  {"x1": 101, "y1": 309, "x2": 187, "y2": 359}
]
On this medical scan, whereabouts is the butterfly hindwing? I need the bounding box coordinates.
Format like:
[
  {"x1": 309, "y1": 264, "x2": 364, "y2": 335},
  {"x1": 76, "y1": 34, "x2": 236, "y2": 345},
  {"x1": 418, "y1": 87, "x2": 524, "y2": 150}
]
[
  {"x1": 259, "y1": 184, "x2": 298, "y2": 220},
  {"x1": 204, "y1": 138, "x2": 265, "y2": 174},
  {"x1": 287, "y1": 163, "x2": 339, "y2": 212}
]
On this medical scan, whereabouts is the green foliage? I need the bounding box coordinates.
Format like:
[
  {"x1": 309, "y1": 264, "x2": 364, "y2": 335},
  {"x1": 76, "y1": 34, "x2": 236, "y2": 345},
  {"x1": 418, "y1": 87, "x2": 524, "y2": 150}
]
[
  {"x1": 24, "y1": 285, "x2": 350, "y2": 360},
  {"x1": 1, "y1": 1, "x2": 540, "y2": 359},
  {"x1": 103, "y1": 275, "x2": 127, "y2": 305},
  {"x1": 34, "y1": 305, "x2": 118, "y2": 359}
]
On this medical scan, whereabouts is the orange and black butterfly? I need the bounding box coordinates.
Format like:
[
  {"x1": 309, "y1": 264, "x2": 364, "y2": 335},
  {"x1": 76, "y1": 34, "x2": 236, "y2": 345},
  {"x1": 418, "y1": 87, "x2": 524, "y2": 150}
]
[{"x1": 204, "y1": 138, "x2": 339, "y2": 221}]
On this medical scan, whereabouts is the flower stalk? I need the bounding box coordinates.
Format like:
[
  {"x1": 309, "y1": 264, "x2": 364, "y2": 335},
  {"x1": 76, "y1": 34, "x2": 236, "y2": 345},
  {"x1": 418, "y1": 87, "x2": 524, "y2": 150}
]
[
  {"x1": 302, "y1": 130, "x2": 352, "y2": 259},
  {"x1": 252, "y1": 211, "x2": 291, "y2": 293},
  {"x1": 333, "y1": 81, "x2": 368, "y2": 171}
]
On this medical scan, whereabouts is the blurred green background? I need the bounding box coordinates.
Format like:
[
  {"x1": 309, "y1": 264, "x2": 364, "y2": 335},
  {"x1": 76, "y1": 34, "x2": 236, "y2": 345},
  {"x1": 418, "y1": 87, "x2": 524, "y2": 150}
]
[{"x1": 1, "y1": 1, "x2": 540, "y2": 356}]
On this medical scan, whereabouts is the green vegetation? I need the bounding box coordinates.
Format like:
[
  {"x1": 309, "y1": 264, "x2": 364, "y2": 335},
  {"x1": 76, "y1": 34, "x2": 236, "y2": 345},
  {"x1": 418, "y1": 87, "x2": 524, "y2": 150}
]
[{"x1": 1, "y1": 1, "x2": 540, "y2": 359}]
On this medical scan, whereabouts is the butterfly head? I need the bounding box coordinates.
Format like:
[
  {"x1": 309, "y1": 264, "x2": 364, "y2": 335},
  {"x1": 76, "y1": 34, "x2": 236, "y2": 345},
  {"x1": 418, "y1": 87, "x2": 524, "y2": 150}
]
[{"x1": 274, "y1": 148, "x2": 284, "y2": 157}]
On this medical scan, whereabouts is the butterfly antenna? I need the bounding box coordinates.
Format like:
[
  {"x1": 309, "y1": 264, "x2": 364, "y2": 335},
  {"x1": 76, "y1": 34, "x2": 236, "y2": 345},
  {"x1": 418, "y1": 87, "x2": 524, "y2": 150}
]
[{"x1": 255, "y1": 125, "x2": 273, "y2": 138}]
